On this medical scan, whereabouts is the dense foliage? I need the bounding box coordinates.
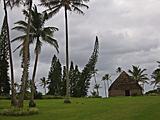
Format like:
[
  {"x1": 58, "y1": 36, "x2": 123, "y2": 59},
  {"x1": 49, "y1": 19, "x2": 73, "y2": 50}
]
[{"x1": 0, "y1": 16, "x2": 10, "y2": 96}]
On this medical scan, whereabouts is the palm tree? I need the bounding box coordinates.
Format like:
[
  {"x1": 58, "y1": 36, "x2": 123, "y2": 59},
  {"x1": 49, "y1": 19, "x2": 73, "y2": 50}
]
[
  {"x1": 128, "y1": 65, "x2": 149, "y2": 93},
  {"x1": 12, "y1": 5, "x2": 59, "y2": 107},
  {"x1": 151, "y1": 68, "x2": 160, "y2": 88},
  {"x1": 1, "y1": 0, "x2": 34, "y2": 108},
  {"x1": 40, "y1": 0, "x2": 89, "y2": 103},
  {"x1": 1, "y1": 0, "x2": 22, "y2": 107},
  {"x1": 93, "y1": 83, "x2": 100, "y2": 96},
  {"x1": 116, "y1": 67, "x2": 122, "y2": 74},
  {"x1": 40, "y1": 77, "x2": 49, "y2": 95},
  {"x1": 102, "y1": 74, "x2": 111, "y2": 97}
]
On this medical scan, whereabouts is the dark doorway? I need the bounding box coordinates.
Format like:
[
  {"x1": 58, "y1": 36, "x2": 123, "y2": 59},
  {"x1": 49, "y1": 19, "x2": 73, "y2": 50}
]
[{"x1": 125, "y1": 90, "x2": 130, "y2": 96}]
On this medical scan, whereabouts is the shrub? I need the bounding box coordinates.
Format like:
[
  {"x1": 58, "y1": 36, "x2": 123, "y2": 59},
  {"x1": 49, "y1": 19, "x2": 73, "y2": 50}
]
[
  {"x1": 35, "y1": 92, "x2": 42, "y2": 99},
  {"x1": 0, "y1": 107, "x2": 39, "y2": 116}
]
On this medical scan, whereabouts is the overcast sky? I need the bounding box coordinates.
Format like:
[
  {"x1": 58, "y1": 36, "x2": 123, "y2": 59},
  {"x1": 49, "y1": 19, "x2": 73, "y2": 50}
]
[{"x1": 1, "y1": 0, "x2": 160, "y2": 96}]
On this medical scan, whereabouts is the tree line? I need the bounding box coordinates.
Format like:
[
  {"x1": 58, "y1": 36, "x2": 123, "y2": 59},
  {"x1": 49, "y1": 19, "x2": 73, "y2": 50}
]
[{"x1": 39, "y1": 37, "x2": 99, "y2": 97}]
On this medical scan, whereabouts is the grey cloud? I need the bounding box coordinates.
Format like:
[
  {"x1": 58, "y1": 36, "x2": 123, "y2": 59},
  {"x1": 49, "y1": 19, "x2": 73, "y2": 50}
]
[{"x1": 1, "y1": 0, "x2": 160, "y2": 95}]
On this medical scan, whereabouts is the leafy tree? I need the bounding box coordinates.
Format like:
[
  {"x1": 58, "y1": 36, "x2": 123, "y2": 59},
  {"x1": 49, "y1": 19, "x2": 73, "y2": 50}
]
[
  {"x1": 40, "y1": 77, "x2": 49, "y2": 95},
  {"x1": 102, "y1": 74, "x2": 111, "y2": 97},
  {"x1": 40, "y1": 0, "x2": 89, "y2": 103},
  {"x1": 0, "y1": 18, "x2": 10, "y2": 96},
  {"x1": 48, "y1": 55, "x2": 62, "y2": 96},
  {"x1": 128, "y1": 65, "x2": 149, "y2": 92},
  {"x1": 70, "y1": 64, "x2": 80, "y2": 97},
  {"x1": 69, "y1": 61, "x2": 74, "y2": 96},
  {"x1": 12, "y1": 5, "x2": 59, "y2": 107},
  {"x1": 78, "y1": 36, "x2": 99, "y2": 97}
]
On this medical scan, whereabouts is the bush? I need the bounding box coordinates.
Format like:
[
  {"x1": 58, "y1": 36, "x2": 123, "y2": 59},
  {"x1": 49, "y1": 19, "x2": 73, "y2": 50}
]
[
  {"x1": 35, "y1": 92, "x2": 42, "y2": 99},
  {"x1": 0, "y1": 107, "x2": 39, "y2": 116},
  {"x1": 145, "y1": 89, "x2": 160, "y2": 96},
  {"x1": 42, "y1": 95, "x2": 64, "y2": 99}
]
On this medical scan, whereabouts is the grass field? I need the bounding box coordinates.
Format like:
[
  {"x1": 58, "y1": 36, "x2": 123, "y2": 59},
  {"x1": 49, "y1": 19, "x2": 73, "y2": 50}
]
[{"x1": 0, "y1": 96, "x2": 160, "y2": 120}]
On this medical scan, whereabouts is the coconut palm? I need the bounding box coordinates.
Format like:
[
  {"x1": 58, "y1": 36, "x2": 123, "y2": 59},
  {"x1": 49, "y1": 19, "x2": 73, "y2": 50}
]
[
  {"x1": 93, "y1": 83, "x2": 100, "y2": 96},
  {"x1": 1, "y1": 0, "x2": 23, "y2": 107},
  {"x1": 102, "y1": 74, "x2": 111, "y2": 97},
  {"x1": 40, "y1": 77, "x2": 49, "y2": 95},
  {"x1": 12, "y1": 5, "x2": 59, "y2": 107},
  {"x1": 40, "y1": 0, "x2": 89, "y2": 103},
  {"x1": 1, "y1": 0, "x2": 34, "y2": 108},
  {"x1": 151, "y1": 68, "x2": 160, "y2": 88},
  {"x1": 128, "y1": 65, "x2": 149, "y2": 93},
  {"x1": 116, "y1": 67, "x2": 122, "y2": 74}
]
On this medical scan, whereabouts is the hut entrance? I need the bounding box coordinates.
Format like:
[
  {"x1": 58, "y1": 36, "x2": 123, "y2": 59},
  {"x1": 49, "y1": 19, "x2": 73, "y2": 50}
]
[{"x1": 125, "y1": 90, "x2": 130, "y2": 96}]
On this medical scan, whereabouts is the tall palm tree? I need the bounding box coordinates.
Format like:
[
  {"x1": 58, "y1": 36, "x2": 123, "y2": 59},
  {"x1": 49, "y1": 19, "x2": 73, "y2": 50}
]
[
  {"x1": 128, "y1": 65, "x2": 149, "y2": 93},
  {"x1": 40, "y1": 77, "x2": 49, "y2": 95},
  {"x1": 18, "y1": 0, "x2": 32, "y2": 108},
  {"x1": 1, "y1": 0, "x2": 21, "y2": 107},
  {"x1": 102, "y1": 74, "x2": 111, "y2": 98},
  {"x1": 40, "y1": 0, "x2": 89, "y2": 103},
  {"x1": 12, "y1": 5, "x2": 59, "y2": 107},
  {"x1": 1, "y1": 0, "x2": 33, "y2": 108}
]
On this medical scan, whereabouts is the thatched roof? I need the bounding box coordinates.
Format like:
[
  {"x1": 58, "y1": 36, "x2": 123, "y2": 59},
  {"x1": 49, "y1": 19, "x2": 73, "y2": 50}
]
[{"x1": 109, "y1": 71, "x2": 142, "y2": 91}]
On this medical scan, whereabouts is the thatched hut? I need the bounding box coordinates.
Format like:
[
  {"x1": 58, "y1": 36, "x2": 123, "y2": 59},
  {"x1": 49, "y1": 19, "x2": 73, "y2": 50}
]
[{"x1": 109, "y1": 71, "x2": 142, "y2": 97}]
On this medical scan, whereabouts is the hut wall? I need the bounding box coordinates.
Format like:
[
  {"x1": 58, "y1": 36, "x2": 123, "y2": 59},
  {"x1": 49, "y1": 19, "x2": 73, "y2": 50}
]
[
  {"x1": 109, "y1": 90, "x2": 125, "y2": 97},
  {"x1": 130, "y1": 89, "x2": 142, "y2": 96},
  {"x1": 109, "y1": 89, "x2": 142, "y2": 97}
]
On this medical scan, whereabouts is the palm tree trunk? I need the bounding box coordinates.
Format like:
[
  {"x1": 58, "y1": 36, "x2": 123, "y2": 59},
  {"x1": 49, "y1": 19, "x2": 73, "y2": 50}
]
[
  {"x1": 44, "y1": 85, "x2": 46, "y2": 95},
  {"x1": 64, "y1": 6, "x2": 71, "y2": 103},
  {"x1": 18, "y1": 0, "x2": 32, "y2": 108},
  {"x1": 3, "y1": 0, "x2": 18, "y2": 107},
  {"x1": 106, "y1": 80, "x2": 109, "y2": 98},
  {"x1": 142, "y1": 83, "x2": 145, "y2": 95},
  {"x1": 29, "y1": 40, "x2": 39, "y2": 107},
  {"x1": 104, "y1": 81, "x2": 107, "y2": 97},
  {"x1": 94, "y1": 74, "x2": 99, "y2": 96}
]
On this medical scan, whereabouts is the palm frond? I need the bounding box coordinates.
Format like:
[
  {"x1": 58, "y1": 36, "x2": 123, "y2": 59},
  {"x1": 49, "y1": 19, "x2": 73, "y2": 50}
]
[
  {"x1": 72, "y1": 5, "x2": 84, "y2": 14},
  {"x1": 13, "y1": 43, "x2": 23, "y2": 53},
  {"x1": 45, "y1": 36, "x2": 59, "y2": 53},
  {"x1": 11, "y1": 35, "x2": 26, "y2": 42},
  {"x1": 12, "y1": 26, "x2": 27, "y2": 33}
]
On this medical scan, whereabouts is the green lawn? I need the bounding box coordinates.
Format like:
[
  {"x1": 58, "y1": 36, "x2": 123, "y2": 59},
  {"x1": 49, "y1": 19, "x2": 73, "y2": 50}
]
[{"x1": 0, "y1": 96, "x2": 160, "y2": 120}]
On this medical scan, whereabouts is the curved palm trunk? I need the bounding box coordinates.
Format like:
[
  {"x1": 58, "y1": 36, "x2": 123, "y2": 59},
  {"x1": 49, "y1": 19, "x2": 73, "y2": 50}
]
[
  {"x1": 3, "y1": 0, "x2": 18, "y2": 107},
  {"x1": 18, "y1": 0, "x2": 32, "y2": 108},
  {"x1": 29, "y1": 40, "x2": 40, "y2": 107},
  {"x1": 64, "y1": 6, "x2": 71, "y2": 103},
  {"x1": 104, "y1": 81, "x2": 107, "y2": 98}
]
